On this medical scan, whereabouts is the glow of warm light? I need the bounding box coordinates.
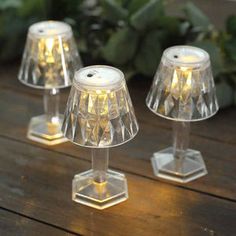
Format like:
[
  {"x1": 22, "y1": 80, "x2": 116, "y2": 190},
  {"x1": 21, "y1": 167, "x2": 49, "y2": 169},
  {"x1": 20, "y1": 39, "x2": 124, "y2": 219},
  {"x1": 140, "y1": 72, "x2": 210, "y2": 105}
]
[
  {"x1": 171, "y1": 69, "x2": 179, "y2": 87},
  {"x1": 51, "y1": 116, "x2": 60, "y2": 124},
  {"x1": 170, "y1": 69, "x2": 180, "y2": 99},
  {"x1": 45, "y1": 38, "x2": 54, "y2": 52},
  {"x1": 93, "y1": 180, "x2": 108, "y2": 196},
  {"x1": 170, "y1": 67, "x2": 192, "y2": 100},
  {"x1": 45, "y1": 38, "x2": 55, "y2": 64},
  {"x1": 87, "y1": 90, "x2": 111, "y2": 116},
  {"x1": 181, "y1": 55, "x2": 199, "y2": 63}
]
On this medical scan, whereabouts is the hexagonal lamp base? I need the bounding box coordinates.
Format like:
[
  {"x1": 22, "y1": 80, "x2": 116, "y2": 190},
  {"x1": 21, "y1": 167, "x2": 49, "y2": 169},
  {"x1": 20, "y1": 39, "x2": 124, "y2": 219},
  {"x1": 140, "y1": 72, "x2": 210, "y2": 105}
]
[
  {"x1": 27, "y1": 115, "x2": 67, "y2": 145},
  {"x1": 151, "y1": 147, "x2": 207, "y2": 183},
  {"x1": 72, "y1": 169, "x2": 128, "y2": 210}
]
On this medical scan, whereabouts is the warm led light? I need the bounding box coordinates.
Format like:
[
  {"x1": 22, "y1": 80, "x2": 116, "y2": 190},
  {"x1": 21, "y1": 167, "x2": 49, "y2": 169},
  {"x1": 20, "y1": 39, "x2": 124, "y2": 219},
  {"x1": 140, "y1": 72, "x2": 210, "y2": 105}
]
[
  {"x1": 46, "y1": 38, "x2": 54, "y2": 52},
  {"x1": 51, "y1": 116, "x2": 60, "y2": 124},
  {"x1": 170, "y1": 67, "x2": 192, "y2": 101}
]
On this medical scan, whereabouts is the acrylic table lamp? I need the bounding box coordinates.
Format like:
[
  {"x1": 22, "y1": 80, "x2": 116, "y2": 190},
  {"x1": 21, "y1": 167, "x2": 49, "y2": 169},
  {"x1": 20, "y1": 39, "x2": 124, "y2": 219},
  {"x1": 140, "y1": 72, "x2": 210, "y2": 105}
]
[
  {"x1": 18, "y1": 21, "x2": 82, "y2": 145},
  {"x1": 62, "y1": 65, "x2": 139, "y2": 209},
  {"x1": 146, "y1": 45, "x2": 219, "y2": 183}
]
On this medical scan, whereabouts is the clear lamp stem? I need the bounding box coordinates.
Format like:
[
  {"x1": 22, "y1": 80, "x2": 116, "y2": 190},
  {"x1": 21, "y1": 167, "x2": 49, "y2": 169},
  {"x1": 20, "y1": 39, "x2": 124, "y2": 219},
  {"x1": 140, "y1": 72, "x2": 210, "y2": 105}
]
[
  {"x1": 173, "y1": 121, "x2": 190, "y2": 161},
  {"x1": 92, "y1": 148, "x2": 109, "y2": 183},
  {"x1": 43, "y1": 88, "x2": 60, "y2": 124}
]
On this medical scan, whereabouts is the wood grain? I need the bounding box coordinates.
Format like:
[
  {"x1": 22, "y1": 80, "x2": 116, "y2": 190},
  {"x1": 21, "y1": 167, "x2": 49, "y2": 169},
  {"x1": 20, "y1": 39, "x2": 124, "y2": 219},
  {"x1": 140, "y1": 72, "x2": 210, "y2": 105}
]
[
  {"x1": 0, "y1": 208, "x2": 77, "y2": 236},
  {"x1": 0, "y1": 137, "x2": 235, "y2": 236}
]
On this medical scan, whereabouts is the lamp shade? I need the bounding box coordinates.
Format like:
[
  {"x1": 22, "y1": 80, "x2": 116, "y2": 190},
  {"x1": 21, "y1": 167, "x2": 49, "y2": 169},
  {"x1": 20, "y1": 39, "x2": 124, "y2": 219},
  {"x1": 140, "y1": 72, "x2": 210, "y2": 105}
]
[
  {"x1": 18, "y1": 21, "x2": 82, "y2": 89},
  {"x1": 146, "y1": 46, "x2": 219, "y2": 121},
  {"x1": 62, "y1": 65, "x2": 139, "y2": 148}
]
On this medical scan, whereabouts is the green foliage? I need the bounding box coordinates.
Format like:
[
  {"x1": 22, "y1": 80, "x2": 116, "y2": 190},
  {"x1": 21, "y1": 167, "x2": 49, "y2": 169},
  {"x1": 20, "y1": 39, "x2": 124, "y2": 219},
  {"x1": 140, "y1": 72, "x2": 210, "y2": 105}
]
[
  {"x1": 0, "y1": 0, "x2": 47, "y2": 61},
  {"x1": 1, "y1": 0, "x2": 236, "y2": 107},
  {"x1": 102, "y1": 0, "x2": 128, "y2": 23},
  {"x1": 183, "y1": 2, "x2": 211, "y2": 31},
  {"x1": 102, "y1": 28, "x2": 139, "y2": 65},
  {"x1": 190, "y1": 41, "x2": 223, "y2": 76},
  {"x1": 216, "y1": 81, "x2": 234, "y2": 108},
  {"x1": 134, "y1": 31, "x2": 162, "y2": 76},
  {"x1": 226, "y1": 15, "x2": 236, "y2": 36},
  {"x1": 130, "y1": 0, "x2": 164, "y2": 30}
]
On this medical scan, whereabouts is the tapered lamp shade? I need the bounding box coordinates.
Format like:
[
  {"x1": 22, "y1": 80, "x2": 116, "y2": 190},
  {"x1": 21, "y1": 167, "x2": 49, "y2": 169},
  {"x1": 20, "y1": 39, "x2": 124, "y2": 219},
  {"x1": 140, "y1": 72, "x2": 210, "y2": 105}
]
[
  {"x1": 62, "y1": 65, "x2": 138, "y2": 209},
  {"x1": 146, "y1": 46, "x2": 219, "y2": 121},
  {"x1": 62, "y1": 65, "x2": 139, "y2": 148},
  {"x1": 18, "y1": 21, "x2": 82, "y2": 89}
]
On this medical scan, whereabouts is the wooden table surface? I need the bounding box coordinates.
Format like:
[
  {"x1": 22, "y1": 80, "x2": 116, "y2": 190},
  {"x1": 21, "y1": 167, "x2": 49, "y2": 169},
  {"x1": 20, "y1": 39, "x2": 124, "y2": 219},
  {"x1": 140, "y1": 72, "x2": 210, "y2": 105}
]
[{"x1": 0, "y1": 64, "x2": 235, "y2": 236}]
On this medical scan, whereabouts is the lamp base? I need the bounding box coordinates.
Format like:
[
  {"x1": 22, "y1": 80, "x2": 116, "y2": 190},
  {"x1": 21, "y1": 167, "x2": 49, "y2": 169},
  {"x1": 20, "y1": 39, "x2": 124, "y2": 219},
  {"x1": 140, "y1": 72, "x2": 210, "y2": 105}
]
[
  {"x1": 151, "y1": 147, "x2": 207, "y2": 183},
  {"x1": 72, "y1": 169, "x2": 128, "y2": 210},
  {"x1": 27, "y1": 114, "x2": 67, "y2": 145}
]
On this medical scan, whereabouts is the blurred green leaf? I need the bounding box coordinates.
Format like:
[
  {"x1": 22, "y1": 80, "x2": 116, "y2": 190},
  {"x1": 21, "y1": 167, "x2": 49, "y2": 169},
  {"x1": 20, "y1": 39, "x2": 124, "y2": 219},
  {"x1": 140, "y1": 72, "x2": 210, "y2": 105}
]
[
  {"x1": 183, "y1": 2, "x2": 210, "y2": 31},
  {"x1": 130, "y1": 0, "x2": 164, "y2": 31},
  {"x1": 0, "y1": 0, "x2": 22, "y2": 10},
  {"x1": 127, "y1": 0, "x2": 148, "y2": 14},
  {"x1": 190, "y1": 41, "x2": 223, "y2": 76},
  {"x1": 234, "y1": 91, "x2": 236, "y2": 106},
  {"x1": 134, "y1": 30, "x2": 162, "y2": 76},
  {"x1": 102, "y1": 27, "x2": 139, "y2": 65},
  {"x1": 0, "y1": 15, "x2": 26, "y2": 61},
  {"x1": 102, "y1": 0, "x2": 128, "y2": 23},
  {"x1": 216, "y1": 81, "x2": 234, "y2": 108},
  {"x1": 180, "y1": 21, "x2": 190, "y2": 36},
  {"x1": 225, "y1": 39, "x2": 236, "y2": 62},
  {"x1": 158, "y1": 16, "x2": 180, "y2": 35},
  {"x1": 226, "y1": 15, "x2": 236, "y2": 36},
  {"x1": 18, "y1": 0, "x2": 46, "y2": 17}
]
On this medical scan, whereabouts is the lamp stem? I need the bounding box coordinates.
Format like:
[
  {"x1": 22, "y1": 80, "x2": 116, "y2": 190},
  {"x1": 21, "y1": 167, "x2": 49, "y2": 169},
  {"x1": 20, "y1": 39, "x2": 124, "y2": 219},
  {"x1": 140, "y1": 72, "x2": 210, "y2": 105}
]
[
  {"x1": 43, "y1": 88, "x2": 60, "y2": 123},
  {"x1": 173, "y1": 121, "x2": 190, "y2": 160},
  {"x1": 92, "y1": 148, "x2": 109, "y2": 183}
]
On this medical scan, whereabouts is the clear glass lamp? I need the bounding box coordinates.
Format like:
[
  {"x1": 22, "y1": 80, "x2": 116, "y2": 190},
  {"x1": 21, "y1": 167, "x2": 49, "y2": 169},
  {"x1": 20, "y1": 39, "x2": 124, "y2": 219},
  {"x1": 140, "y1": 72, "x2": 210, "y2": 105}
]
[
  {"x1": 146, "y1": 46, "x2": 219, "y2": 183},
  {"x1": 18, "y1": 21, "x2": 82, "y2": 145},
  {"x1": 62, "y1": 65, "x2": 139, "y2": 209}
]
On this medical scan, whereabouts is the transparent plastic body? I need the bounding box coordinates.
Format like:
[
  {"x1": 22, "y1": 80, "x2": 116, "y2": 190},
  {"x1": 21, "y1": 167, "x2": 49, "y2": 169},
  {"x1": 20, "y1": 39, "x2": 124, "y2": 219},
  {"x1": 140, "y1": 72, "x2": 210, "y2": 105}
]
[
  {"x1": 27, "y1": 89, "x2": 67, "y2": 145},
  {"x1": 63, "y1": 65, "x2": 139, "y2": 209},
  {"x1": 18, "y1": 21, "x2": 82, "y2": 89},
  {"x1": 73, "y1": 148, "x2": 128, "y2": 209},
  {"x1": 62, "y1": 65, "x2": 139, "y2": 148},
  {"x1": 151, "y1": 122, "x2": 207, "y2": 183},
  {"x1": 18, "y1": 21, "x2": 82, "y2": 145},
  {"x1": 147, "y1": 46, "x2": 218, "y2": 183},
  {"x1": 146, "y1": 46, "x2": 218, "y2": 121}
]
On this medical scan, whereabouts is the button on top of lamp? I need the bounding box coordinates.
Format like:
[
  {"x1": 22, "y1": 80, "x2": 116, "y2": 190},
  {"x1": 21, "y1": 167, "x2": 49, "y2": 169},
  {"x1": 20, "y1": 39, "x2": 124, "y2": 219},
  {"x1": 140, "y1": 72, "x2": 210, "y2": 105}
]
[
  {"x1": 163, "y1": 45, "x2": 209, "y2": 68},
  {"x1": 74, "y1": 65, "x2": 124, "y2": 90},
  {"x1": 29, "y1": 21, "x2": 72, "y2": 38}
]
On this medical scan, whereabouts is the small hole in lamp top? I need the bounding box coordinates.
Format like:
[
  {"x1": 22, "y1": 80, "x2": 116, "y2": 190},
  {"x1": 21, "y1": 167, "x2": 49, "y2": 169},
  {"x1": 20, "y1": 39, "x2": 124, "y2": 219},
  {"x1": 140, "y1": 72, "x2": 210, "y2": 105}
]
[
  {"x1": 75, "y1": 66, "x2": 124, "y2": 89},
  {"x1": 87, "y1": 74, "x2": 93, "y2": 77}
]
